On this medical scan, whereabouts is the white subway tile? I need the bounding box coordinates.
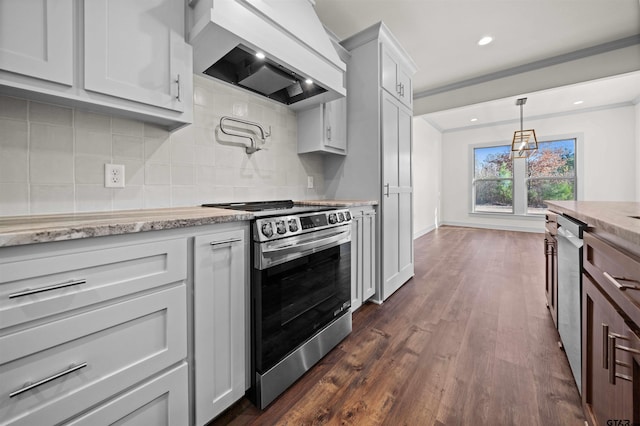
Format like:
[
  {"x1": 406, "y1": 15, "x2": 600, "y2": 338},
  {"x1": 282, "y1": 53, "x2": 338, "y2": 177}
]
[
  {"x1": 144, "y1": 123, "x2": 170, "y2": 139},
  {"x1": 75, "y1": 129, "x2": 112, "y2": 157},
  {"x1": 113, "y1": 185, "x2": 144, "y2": 211},
  {"x1": 76, "y1": 184, "x2": 112, "y2": 212},
  {"x1": 145, "y1": 137, "x2": 170, "y2": 163},
  {"x1": 0, "y1": 183, "x2": 29, "y2": 215},
  {"x1": 171, "y1": 186, "x2": 197, "y2": 207},
  {"x1": 171, "y1": 164, "x2": 195, "y2": 185},
  {"x1": 113, "y1": 158, "x2": 144, "y2": 186},
  {"x1": 113, "y1": 117, "x2": 144, "y2": 136},
  {"x1": 145, "y1": 163, "x2": 171, "y2": 185},
  {"x1": 0, "y1": 96, "x2": 28, "y2": 120},
  {"x1": 29, "y1": 101, "x2": 73, "y2": 126},
  {"x1": 30, "y1": 184, "x2": 74, "y2": 214},
  {"x1": 143, "y1": 185, "x2": 171, "y2": 208},
  {"x1": 75, "y1": 110, "x2": 111, "y2": 132},
  {"x1": 75, "y1": 155, "x2": 110, "y2": 184},
  {"x1": 0, "y1": 119, "x2": 28, "y2": 183},
  {"x1": 195, "y1": 144, "x2": 215, "y2": 165},
  {"x1": 171, "y1": 137, "x2": 195, "y2": 164},
  {"x1": 29, "y1": 124, "x2": 74, "y2": 184},
  {"x1": 113, "y1": 134, "x2": 144, "y2": 159}
]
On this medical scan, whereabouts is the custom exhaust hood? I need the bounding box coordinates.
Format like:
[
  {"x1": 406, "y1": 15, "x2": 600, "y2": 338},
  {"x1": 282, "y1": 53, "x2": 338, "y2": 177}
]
[{"x1": 189, "y1": 0, "x2": 346, "y2": 109}]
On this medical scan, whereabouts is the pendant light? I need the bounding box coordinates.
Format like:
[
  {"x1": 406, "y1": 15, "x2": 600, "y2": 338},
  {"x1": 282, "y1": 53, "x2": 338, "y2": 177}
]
[{"x1": 511, "y1": 97, "x2": 537, "y2": 158}]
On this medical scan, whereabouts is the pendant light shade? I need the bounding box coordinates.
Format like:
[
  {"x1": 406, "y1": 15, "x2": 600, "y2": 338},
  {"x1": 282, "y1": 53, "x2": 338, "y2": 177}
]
[{"x1": 511, "y1": 98, "x2": 537, "y2": 158}]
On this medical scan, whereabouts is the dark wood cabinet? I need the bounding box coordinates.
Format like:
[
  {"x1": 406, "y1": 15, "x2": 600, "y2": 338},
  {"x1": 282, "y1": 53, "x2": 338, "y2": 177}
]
[
  {"x1": 582, "y1": 232, "x2": 640, "y2": 426},
  {"x1": 545, "y1": 211, "x2": 558, "y2": 326}
]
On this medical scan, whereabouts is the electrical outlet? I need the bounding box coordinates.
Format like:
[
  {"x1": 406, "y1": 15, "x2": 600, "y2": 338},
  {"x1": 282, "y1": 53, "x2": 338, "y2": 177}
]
[
  {"x1": 105, "y1": 164, "x2": 125, "y2": 188},
  {"x1": 307, "y1": 175, "x2": 314, "y2": 189}
]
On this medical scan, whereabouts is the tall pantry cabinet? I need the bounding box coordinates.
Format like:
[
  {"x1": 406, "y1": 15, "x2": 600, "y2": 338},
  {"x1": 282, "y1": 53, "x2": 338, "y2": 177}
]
[{"x1": 324, "y1": 22, "x2": 417, "y2": 302}]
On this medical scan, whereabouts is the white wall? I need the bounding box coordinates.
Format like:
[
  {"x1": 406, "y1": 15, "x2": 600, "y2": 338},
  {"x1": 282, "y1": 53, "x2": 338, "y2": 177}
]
[
  {"x1": 441, "y1": 105, "x2": 637, "y2": 232},
  {"x1": 413, "y1": 117, "x2": 442, "y2": 237},
  {"x1": 0, "y1": 75, "x2": 325, "y2": 216},
  {"x1": 636, "y1": 102, "x2": 640, "y2": 202}
]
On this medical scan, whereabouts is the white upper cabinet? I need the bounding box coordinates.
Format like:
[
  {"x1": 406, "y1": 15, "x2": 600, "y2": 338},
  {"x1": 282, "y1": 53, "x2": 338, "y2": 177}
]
[
  {"x1": 0, "y1": 0, "x2": 193, "y2": 129},
  {"x1": 85, "y1": 0, "x2": 187, "y2": 113},
  {"x1": 0, "y1": 0, "x2": 73, "y2": 86},
  {"x1": 381, "y1": 44, "x2": 413, "y2": 108},
  {"x1": 297, "y1": 97, "x2": 347, "y2": 155}
]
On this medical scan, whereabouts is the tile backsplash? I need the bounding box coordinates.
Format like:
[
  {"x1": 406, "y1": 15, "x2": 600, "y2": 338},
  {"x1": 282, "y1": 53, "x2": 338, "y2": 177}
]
[{"x1": 0, "y1": 75, "x2": 325, "y2": 216}]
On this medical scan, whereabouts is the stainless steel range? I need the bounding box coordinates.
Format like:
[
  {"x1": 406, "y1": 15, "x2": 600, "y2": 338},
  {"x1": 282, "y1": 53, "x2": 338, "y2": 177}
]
[{"x1": 203, "y1": 200, "x2": 352, "y2": 408}]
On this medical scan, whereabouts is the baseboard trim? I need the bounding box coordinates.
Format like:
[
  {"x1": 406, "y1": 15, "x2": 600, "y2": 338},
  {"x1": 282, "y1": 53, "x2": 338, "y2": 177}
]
[
  {"x1": 440, "y1": 221, "x2": 544, "y2": 234},
  {"x1": 413, "y1": 224, "x2": 437, "y2": 239}
]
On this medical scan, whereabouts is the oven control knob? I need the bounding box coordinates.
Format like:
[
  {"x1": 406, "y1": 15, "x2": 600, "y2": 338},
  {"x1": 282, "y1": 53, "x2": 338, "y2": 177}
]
[
  {"x1": 328, "y1": 213, "x2": 337, "y2": 224},
  {"x1": 337, "y1": 212, "x2": 344, "y2": 222},
  {"x1": 288, "y1": 219, "x2": 298, "y2": 232},
  {"x1": 345, "y1": 212, "x2": 351, "y2": 221},
  {"x1": 261, "y1": 222, "x2": 274, "y2": 238},
  {"x1": 276, "y1": 220, "x2": 287, "y2": 234}
]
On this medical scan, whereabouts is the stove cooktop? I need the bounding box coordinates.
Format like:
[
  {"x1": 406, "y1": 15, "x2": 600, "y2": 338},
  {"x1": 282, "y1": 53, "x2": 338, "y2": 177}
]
[{"x1": 202, "y1": 200, "x2": 329, "y2": 218}]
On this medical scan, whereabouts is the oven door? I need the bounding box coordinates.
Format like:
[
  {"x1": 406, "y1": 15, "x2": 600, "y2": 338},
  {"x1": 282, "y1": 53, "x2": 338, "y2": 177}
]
[{"x1": 252, "y1": 225, "x2": 351, "y2": 373}]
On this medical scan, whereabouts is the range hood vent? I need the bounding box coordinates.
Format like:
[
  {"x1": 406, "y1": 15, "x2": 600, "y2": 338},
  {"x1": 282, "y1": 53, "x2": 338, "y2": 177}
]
[
  {"x1": 190, "y1": 0, "x2": 345, "y2": 110},
  {"x1": 203, "y1": 45, "x2": 327, "y2": 104}
]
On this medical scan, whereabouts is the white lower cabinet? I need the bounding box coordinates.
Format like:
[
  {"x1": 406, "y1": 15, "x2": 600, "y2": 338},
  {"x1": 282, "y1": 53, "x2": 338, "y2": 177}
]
[
  {"x1": 0, "y1": 233, "x2": 189, "y2": 426},
  {"x1": 193, "y1": 228, "x2": 247, "y2": 426},
  {"x1": 65, "y1": 362, "x2": 188, "y2": 426},
  {"x1": 350, "y1": 206, "x2": 377, "y2": 311}
]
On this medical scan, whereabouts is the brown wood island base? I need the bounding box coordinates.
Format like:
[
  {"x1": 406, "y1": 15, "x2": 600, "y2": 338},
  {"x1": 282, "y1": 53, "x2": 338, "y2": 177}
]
[{"x1": 211, "y1": 226, "x2": 585, "y2": 426}]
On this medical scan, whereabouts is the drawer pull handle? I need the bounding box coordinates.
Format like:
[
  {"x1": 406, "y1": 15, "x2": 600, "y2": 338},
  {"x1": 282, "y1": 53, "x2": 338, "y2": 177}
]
[
  {"x1": 602, "y1": 323, "x2": 609, "y2": 369},
  {"x1": 10, "y1": 363, "x2": 87, "y2": 398},
  {"x1": 9, "y1": 279, "x2": 87, "y2": 299},
  {"x1": 210, "y1": 238, "x2": 242, "y2": 247},
  {"x1": 608, "y1": 333, "x2": 640, "y2": 385},
  {"x1": 603, "y1": 272, "x2": 640, "y2": 291}
]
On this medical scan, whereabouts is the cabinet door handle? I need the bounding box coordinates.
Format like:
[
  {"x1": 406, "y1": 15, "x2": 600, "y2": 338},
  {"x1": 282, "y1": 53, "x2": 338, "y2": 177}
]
[
  {"x1": 210, "y1": 238, "x2": 242, "y2": 247},
  {"x1": 602, "y1": 323, "x2": 609, "y2": 369},
  {"x1": 9, "y1": 279, "x2": 86, "y2": 299},
  {"x1": 384, "y1": 183, "x2": 390, "y2": 197},
  {"x1": 396, "y1": 83, "x2": 402, "y2": 95},
  {"x1": 603, "y1": 271, "x2": 640, "y2": 291},
  {"x1": 400, "y1": 83, "x2": 405, "y2": 97},
  {"x1": 608, "y1": 333, "x2": 639, "y2": 384},
  {"x1": 326, "y1": 125, "x2": 332, "y2": 141},
  {"x1": 10, "y1": 363, "x2": 87, "y2": 398},
  {"x1": 176, "y1": 74, "x2": 181, "y2": 101}
]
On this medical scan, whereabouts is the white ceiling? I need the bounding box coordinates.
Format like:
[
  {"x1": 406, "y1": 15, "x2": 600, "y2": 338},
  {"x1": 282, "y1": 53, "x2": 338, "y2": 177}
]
[
  {"x1": 313, "y1": 0, "x2": 640, "y2": 96},
  {"x1": 313, "y1": 0, "x2": 640, "y2": 129},
  {"x1": 423, "y1": 70, "x2": 640, "y2": 131}
]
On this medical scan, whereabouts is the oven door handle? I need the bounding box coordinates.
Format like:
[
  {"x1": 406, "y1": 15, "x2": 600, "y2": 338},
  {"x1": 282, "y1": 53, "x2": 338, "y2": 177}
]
[{"x1": 262, "y1": 229, "x2": 350, "y2": 255}]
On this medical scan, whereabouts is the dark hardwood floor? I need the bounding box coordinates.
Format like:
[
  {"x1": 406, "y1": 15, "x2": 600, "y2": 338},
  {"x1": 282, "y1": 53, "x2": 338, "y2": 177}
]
[{"x1": 212, "y1": 226, "x2": 586, "y2": 426}]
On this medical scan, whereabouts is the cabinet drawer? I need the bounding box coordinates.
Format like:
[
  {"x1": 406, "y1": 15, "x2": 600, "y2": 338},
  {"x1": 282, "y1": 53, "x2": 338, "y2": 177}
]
[
  {"x1": 0, "y1": 285, "x2": 186, "y2": 426},
  {"x1": 583, "y1": 232, "x2": 640, "y2": 327},
  {"x1": 66, "y1": 363, "x2": 188, "y2": 426},
  {"x1": 0, "y1": 237, "x2": 186, "y2": 329}
]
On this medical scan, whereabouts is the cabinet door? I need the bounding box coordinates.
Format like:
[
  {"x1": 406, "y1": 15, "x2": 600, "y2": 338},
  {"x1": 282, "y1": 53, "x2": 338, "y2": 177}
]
[
  {"x1": 193, "y1": 230, "x2": 245, "y2": 426},
  {"x1": 0, "y1": 0, "x2": 73, "y2": 85},
  {"x1": 350, "y1": 211, "x2": 363, "y2": 311},
  {"x1": 84, "y1": 0, "x2": 187, "y2": 112},
  {"x1": 324, "y1": 97, "x2": 347, "y2": 152},
  {"x1": 380, "y1": 45, "x2": 412, "y2": 108},
  {"x1": 362, "y1": 209, "x2": 376, "y2": 301},
  {"x1": 381, "y1": 92, "x2": 413, "y2": 300},
  {"x1": 582, "y1": 274, "x2": 627, "y2": 425}
]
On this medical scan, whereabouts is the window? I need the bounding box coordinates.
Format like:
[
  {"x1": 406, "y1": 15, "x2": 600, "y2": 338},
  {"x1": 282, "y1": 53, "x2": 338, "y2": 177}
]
[
  {"x1": 526, "y1": 139, "x2": 576, "y2": 214},
  {"x1": 473, "y1": 145, "x2": 513, "y2": 213},
  {"x1": 472, "y1": 138, "x2": 576, "y2": 215}
]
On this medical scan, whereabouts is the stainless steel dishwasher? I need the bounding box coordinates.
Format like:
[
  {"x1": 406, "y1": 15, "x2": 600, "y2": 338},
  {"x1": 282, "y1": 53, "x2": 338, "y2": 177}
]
[{"x1": 556, "y1": 214, "x2": 586, "y2": 394}]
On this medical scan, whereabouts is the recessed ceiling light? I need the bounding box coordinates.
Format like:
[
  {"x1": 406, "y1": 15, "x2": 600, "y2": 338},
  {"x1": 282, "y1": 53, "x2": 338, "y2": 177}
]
[
  {"x1": 470, "y1": 118, "x2": 478, "y2": 122},
  {"x1": 305, "y1": 79, "x2": 313, "y2": 85},
  {"x1": 477, "y1": 36, "x2": 493, "y2": 46},
  {"x1": 255, "y1": 52, "x2": 266, "y2": 59},
  {"x1": 573, "y1": 100, "x2": 584, "y2": 105}
]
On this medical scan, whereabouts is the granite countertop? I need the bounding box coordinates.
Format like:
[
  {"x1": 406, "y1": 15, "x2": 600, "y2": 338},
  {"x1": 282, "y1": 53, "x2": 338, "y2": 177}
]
[
  {"x1": 0, "y1": 200, "x2": 378, "y2": 248},
  {"x1": 545, "y1": 201, "x2": 640, "y2": 248},
  {"x1": 0, "y1": 207, "x2": 253, "y2": 248}
]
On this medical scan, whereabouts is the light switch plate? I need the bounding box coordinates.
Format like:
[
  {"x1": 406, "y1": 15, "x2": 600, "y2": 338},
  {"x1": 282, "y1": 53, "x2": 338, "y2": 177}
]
[{"x1": 307, "y1": 176, "x2": 314, "y2": 189}]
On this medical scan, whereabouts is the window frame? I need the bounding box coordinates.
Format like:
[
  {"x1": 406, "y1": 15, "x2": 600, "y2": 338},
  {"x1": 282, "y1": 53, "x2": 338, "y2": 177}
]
[
  {"x1": 471, "y1": 144, "x2": 514, "y2": 214},
  {"x1": 470, "y1": 136, "x2": 579, "y2": 216}
]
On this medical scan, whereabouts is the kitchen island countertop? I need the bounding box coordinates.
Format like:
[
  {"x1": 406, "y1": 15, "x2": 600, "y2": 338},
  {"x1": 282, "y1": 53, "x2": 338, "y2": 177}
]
[{"x1": 545, "y1": 200, "x2": 640, "y2": 253}]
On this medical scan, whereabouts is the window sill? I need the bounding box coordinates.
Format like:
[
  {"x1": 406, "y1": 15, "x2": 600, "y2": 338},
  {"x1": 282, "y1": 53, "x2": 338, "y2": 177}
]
[{"x1": 469, "y1": 211, "x2": 545, "y2": 221}]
